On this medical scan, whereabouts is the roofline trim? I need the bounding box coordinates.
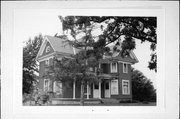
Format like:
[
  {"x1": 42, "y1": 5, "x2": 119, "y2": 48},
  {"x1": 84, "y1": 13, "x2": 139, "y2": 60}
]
[
  {"x1": 130, "y1": 50, "x2": 139, "y2": 63},
  {"x1": 44, "y1": 36, "x2": 56, "y2": 52},
  {"x1": 36, "y1": 37, "x2": 47, "y2": 60}
]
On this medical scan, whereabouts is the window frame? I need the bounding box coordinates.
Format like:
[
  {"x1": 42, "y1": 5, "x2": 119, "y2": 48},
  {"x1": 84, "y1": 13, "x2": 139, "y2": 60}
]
[
  {"x1": 44, "y1": 79, "x2": 50, "y2": 92},
  {"x1": 110, "y1": 79, "x2": 119, "y2": 95},
  {"x1": 123, "y1": 63, "x2": 128, "y2": 73},
  {"x1": 45, "y1": 59, "x2": 49, "y2": 66},
  {"x1": 122, "y1": 80, "x2": 130, "y2": 95},
  {"x1": 53, "y1": 81, "x2": 62, "y2": 94},
  {"x1": 110, "y1": 62, "x2": 117, "y2": 73}
]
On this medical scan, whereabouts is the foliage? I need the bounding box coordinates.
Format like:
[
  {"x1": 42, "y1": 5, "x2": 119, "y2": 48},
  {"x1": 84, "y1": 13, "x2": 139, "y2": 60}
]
[
  {"x1": 131, "y1": 68, "x2": 156, "y2": 102},
  {"x1": 46, "y1": 53, "x2": 99, "y2": 105},
  {"x1": 23, "y1": 91, "x2": 51, "y2": 106},
  {"x1": 23, "y1": 34, "x2": 43, "y2": 94},
  {"x1": 48, "y1": 16, "x2": 110, "y2": 105},
  {"x1": 59, "y1": 16, "x2": 157, "y2": 72}
]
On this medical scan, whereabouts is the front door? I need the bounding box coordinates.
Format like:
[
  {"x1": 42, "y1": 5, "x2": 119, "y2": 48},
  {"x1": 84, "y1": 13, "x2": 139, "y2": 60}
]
[
  {"x1": 104, "y1": 80, "x2": 110, "y2": 98},
  {"x1": 93, "y1": 83, "x2": 99, "y2": 98}
]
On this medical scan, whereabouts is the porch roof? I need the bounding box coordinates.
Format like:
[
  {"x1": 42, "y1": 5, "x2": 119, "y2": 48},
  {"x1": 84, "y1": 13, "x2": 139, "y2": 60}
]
[{"x1": 98, "y1": 73, "x2": 117, "y2": 80}]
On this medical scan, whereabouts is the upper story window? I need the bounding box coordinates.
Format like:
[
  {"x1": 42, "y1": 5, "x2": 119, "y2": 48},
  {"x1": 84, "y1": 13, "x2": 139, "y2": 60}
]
[
  {"x1": 122, "y1": 80, "x2": 130, "y2": 95},
  {"x1": 46, "y1": 46, "x2": 51, "y2": 53},
  {"x1": 45, "y1": 59, "x2": 49, "y2": 66},
  {"x1": 111, "y1": 62, "x2": 117, "y2": 73},
  {"x1": 44, "y1": 58, "x2": 53, "y2": 66},
  {"x1": 123, "y1": 63, "x2": 128, "y2": 73}
]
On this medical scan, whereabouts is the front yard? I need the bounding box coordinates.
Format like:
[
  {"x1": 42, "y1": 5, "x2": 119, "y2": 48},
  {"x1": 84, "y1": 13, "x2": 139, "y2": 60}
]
[{"x1": 23, "y1": 99, "x2": 156, "y2": 106}]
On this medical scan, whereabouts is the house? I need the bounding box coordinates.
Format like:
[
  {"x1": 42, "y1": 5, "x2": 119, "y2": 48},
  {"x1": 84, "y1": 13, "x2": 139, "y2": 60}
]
[{"x1": 36, "y1": 35, "x2": 138, "y2": 101}]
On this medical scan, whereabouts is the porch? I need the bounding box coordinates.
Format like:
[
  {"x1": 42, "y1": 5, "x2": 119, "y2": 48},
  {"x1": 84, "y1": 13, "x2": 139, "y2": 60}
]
[
  {"x1": 50, "y1": 98, "x2": 120, "y2": 105},
  {"x1": 71, "y1": 74, "x2": 119, "y2": 99}
]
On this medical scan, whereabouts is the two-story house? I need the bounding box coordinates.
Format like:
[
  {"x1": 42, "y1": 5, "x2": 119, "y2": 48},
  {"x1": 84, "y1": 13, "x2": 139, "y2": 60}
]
[{"x1": 36, "y1": 35, "x2": 138, "y2": 101}]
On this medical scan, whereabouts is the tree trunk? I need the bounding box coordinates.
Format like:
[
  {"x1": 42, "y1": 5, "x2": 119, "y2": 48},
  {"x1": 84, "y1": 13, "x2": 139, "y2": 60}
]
[{"x1": 80, "y1": 80, "x2": 85, "y2": 106}]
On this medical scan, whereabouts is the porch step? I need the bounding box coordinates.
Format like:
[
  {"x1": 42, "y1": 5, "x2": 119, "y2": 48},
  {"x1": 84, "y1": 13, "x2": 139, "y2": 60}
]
[
  {"x1": 51, "y1": 98, "x2": 102, "y2": 105},
  {"x1": 101, "y1": 98, "x2": 119, "y2": 104}
]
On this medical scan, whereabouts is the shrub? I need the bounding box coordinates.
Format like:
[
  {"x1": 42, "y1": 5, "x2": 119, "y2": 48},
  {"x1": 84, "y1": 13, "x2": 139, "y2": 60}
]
[{"x1": 132, "y1": 68, "x2": 156, "y2": 102}]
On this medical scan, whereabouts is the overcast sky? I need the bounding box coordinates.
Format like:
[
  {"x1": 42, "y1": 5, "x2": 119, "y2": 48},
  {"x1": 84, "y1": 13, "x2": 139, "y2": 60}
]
[{"x1": 15, "y1": 9, "x2": 156, "y2": 88}]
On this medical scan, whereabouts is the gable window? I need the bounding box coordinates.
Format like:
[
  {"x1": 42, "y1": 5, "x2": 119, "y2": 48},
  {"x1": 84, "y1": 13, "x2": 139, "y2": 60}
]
[
  {"x1": 111, "y1": 62, "x2": 117, "y2": 73},
  {"x1": 53, "y1": 81, "x2": 62, "y2": 94},
  {"x1": 123, "y1": 63, "x2": 128, "y2": 73},
  {"x1": 46, "y1": 46, "x2": 51, "y2": 53},
  {"x1": 44, "y1": 79, "x2": 50, "y2": 92},
  {"x1": 122, "y1": 80, "x2": 130, "y2": 95}
]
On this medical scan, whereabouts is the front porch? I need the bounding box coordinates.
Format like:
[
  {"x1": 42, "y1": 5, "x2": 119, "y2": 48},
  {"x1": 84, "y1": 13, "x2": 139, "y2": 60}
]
[{"x1": 71, "y1": 74, "x2": 119, "y2": 100}]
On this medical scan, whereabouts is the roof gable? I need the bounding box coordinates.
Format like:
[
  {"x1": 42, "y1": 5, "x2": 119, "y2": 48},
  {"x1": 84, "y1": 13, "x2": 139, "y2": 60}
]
[
  {"x1": 101, "y1": 45, "x2": 139, "y2": 64},
  {"x1": 41, "y1": 41, "x2": 54, "y2": 56},
  {"x1": 46, "y1": 35, "x2": 74, "y2": 54},
  {"x1": 36, "y1": 35, "x2": 75, "y2": 61}
]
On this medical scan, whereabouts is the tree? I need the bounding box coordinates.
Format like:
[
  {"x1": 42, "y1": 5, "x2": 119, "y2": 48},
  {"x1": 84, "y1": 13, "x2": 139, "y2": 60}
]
[
  {"x1": 46, "y1": 16, "x2": 110, "y2": 106},
  {"x1": 131, "y1": 68, "x2": 156, "y2": 102},
  {"x1": 46, "y1": 53, "x2": 98, "y2": 105},
  {"x1": 54, "y1": 16, "x2": 156, "y2": 105},
  {"x1": 23, "y1": 34, "x2": 43, "y2": 94},
  {"x1": 59, "y1": 16, "x2": 157, "y2": 72}
]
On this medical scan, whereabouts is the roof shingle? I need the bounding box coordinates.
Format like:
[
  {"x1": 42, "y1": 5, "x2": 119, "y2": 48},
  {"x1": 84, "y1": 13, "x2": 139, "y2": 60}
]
[{"x1": 45, "y1": 35, "x2": 74, "y2": 54}]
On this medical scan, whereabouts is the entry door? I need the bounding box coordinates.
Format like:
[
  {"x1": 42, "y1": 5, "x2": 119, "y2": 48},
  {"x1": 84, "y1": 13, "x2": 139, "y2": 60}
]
[
  {"x1": 93, "y1": 83, "x2": 99, "y2": 98},
  {"x1": 105, "y1": 81, "x2": 110, "y2": 98}
]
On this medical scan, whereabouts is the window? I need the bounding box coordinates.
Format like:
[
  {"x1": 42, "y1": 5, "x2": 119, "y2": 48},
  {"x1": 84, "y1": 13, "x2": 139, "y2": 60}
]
[
  {"x1": 46, "y1": 46, "x2": 51, "y2": 53},
  {"x1": 105, "y1": 82, "x2": 109, "y2": 89},
  {"x1": 111, "y1": 79, "x2": 119, "y2": 95},
  {"x1": 94, "y1": 84, "x2": 99, "y2": 89},
  {"x1": 45, "y1": 59, "x2": 49, "y2": 66},
  {"x1": 45, "y1": 58, "x2": 53, "y2": 66},
  {"x1": 122, "y1": 80, "x2": 130, "y2": 95},
  {"x1": 44, "y1": 79, "x2": 50, "y2": 92},
  {"x1": 53, "y1": 81, "x2": 62, "y2": 94},
  {"x1": 111, "y1": 62, "x2": 117, "y2": 73},
  {"x1": 123, "y1": 63, "x2": 128, "y2": 73}
]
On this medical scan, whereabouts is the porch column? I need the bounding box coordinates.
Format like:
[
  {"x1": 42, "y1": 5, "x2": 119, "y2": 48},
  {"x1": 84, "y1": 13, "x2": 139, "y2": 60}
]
[
  {"x1": 87, "y1": 82, "x2": 89, "y2": 99},
  {"x1": 73, "y1": 79, "x2": 76, "y2": 99},
  {"x1": 99, "y1": 80, "x2": 101, "y2": 99}
]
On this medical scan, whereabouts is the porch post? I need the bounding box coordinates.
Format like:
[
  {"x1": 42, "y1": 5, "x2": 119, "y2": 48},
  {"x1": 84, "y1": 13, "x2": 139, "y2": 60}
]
[
  {"x1": 87, "y1": 82, "x2": 89, "y2": 99},
  {"x1": 73, "y1": 79, "x2": 76, "y2": 99},
  {"x1": 99, "y1": 80, "x2": 101, "y2": 99}
]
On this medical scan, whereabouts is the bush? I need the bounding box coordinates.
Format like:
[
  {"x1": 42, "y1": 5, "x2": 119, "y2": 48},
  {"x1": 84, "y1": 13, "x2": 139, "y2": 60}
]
[{"x1": 132, "y1": 69, "x2": 156, "y2": 102}]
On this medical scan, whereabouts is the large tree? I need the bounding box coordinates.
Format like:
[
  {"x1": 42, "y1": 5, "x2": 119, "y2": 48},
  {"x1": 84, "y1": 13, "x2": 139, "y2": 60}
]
[
  {"x1": 23, "y1": 34, "x2": 43, "y2": 94},
  {"x1": 131, "y1": 68, "x2": 156, "y2": 102},
  {"x1": 46, "y1": 16, "x2": 110, "y2": 106},
  {"x1": 60, "y1": 16, "x2": 157, "y2": 72},
  {"x1": 52, "y1": 16, "x2": 156, "y2": 105}
]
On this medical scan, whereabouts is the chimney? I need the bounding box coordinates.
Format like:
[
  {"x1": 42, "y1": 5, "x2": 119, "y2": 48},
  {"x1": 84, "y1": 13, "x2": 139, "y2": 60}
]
[{"x1": 58, "y1": 16, "x2": 64, "y2": 35}]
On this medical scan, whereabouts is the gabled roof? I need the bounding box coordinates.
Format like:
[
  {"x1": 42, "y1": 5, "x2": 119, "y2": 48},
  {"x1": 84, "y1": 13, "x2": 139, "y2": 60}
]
[
  {"x1": 46, "y1": 35, "x2": 75, "y2": 54},
  {"x1": 36, "y1": 35, "x2": 76, "y2": 61},
  {"x1": 100, "y1": 45, "x2": 138, "y2": 64}
]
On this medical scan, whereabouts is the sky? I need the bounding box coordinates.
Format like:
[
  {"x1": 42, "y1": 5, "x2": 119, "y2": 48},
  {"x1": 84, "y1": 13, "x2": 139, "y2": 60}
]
[{"x1": 15, "y1": 9, "x2": 156, "y2": 88}]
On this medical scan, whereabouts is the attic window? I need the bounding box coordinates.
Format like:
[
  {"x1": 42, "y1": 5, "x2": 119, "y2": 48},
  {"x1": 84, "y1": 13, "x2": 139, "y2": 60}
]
[{"x1": 46, "y1": 46, "x2": 50, "y2": 53}]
